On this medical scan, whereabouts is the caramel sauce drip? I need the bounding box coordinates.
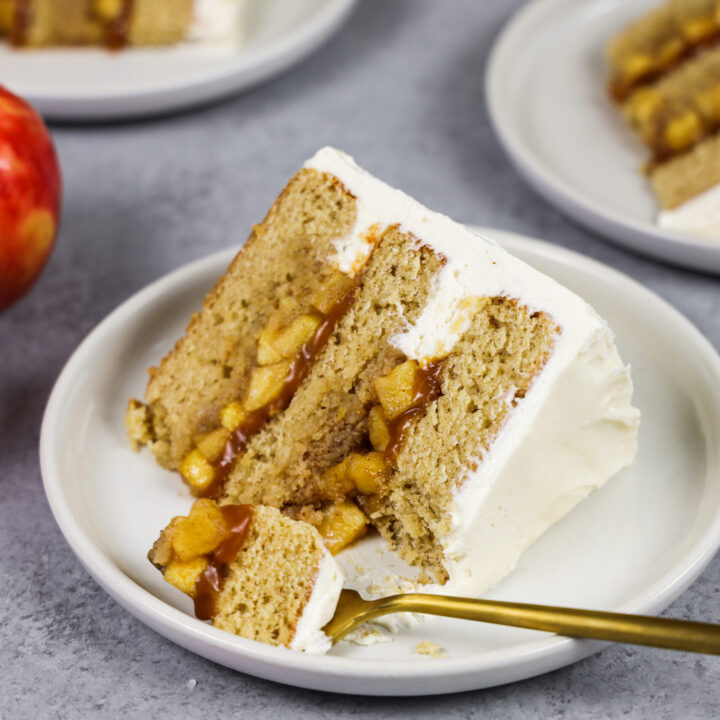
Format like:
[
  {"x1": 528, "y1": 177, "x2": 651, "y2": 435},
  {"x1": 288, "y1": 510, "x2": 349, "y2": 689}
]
[
  {"x1": 201, "y1": 283, "x2": 357, "y2": 500},
  {"x1": 194, "y1": 504, "x2": 254, "y2": 621},
  {"x1": 609, "y1": 31, "x2": 720, "y2": 103},
  {"x1": 106, "y1": 0, "x2": 135, "y2": 50},
  {"x1": 11, "y1": 0, "x2": 32, "y2": 46},
  {"x1": 383, "y1": 361, "x2": 444, "y2": 465}
]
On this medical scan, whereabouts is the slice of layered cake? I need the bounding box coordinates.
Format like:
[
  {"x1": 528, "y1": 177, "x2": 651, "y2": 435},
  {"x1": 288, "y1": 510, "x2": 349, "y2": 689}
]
[
  {"x1": 0, "y1": 0, "x2": 246, "y2": 48},
  {"x1": 607, "y1": 0, "x2": 720, "y2": 237},
  {"x1": 149, "y1": 499, "x2": 343, "y2": 653},
  {"x1": 131, "y1": 147, "x2": 639, "y2": 647}
]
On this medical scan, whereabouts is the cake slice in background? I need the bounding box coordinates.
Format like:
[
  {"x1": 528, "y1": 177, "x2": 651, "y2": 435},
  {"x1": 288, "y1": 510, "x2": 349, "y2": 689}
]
[
  {"x1": 607, "y1": 0, "x2": 720, "y2": 238},
  {"x1": 129, "y1": 147, "x2": 639, "y2": 611},
  {"x1": 149, "y1": 500, "x2": 343, "y2": 653},
  {"x1": 0, "y1": 0, "x2": 247, "y2": 48}
]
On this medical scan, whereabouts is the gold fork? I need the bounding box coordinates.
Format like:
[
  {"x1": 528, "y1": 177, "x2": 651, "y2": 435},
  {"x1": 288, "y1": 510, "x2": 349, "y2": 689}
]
[{"x1": 323, "y1": 589, "x2": 720, "y2": 653}]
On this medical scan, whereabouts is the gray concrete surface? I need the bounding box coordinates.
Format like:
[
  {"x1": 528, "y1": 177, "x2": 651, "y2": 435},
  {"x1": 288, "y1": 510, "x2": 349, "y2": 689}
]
[{"x1": 1, "y1": 0, "x2": 719, "y2": 717}]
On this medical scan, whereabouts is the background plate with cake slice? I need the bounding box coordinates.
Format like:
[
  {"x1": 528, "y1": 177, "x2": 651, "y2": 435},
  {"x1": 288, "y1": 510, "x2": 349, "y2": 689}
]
[
  {"x1": 486, "y1": 0, "x2": 720, "y2": 274},
  {"x1": 0, "y1": 0, "x2": 356, "y2": 121},
  {"x1": 40, "y1": 224, "x2": 720, "y2": 696}
]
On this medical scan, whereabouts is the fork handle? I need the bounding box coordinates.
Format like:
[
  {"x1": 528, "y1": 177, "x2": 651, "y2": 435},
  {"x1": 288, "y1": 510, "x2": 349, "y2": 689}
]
[{"x1": 374, "y1": 594, "x2": 720, "y2": 654}]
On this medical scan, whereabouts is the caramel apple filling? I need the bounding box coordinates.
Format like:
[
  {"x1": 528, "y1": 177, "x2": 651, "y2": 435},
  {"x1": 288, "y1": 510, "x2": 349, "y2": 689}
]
[
  {"x1": 179, "y1": 270, "x2": 356, "y2": 499},
  {"x1": 313, "y1": 358, "x2": 445, "y2": 555},
  {"x1": 11, "y1": 0, "x2": 136, "y2": 48},
  {"x1": 609, "y1": 3, "x2": 720, "y2": 103},
  {"x1": 626, "y1": 81, "x2": 720, "y2": 165},
  {"x1": 148, "y1": 499, "x2": 254, "y2": 621},
  {"x1": 97, "y1": 0, "x2": 135, "y2": 49}
]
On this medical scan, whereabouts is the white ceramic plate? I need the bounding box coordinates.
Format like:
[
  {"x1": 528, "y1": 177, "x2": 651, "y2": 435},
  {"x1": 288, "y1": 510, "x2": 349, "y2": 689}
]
[
  {"x1": 40, "y1": 228, "x2": 720, "y2": 695},
  {"x1": 1, "y1": 0, "x2": 356, "y2": 121},
  {"x1": 486, "y1": 0, "x2": 720, "y2": 274}
]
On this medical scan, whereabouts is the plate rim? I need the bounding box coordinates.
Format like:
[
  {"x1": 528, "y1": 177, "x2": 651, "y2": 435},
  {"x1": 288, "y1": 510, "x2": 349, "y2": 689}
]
[
  {"x1": 39, "y1": 228, "x2": 720, "y2": 695},
  {"x1": 6, "y1": 0, "x2": 357, "y2": 120},
  {"x1": 485, "y1": 0, "x2": 720, "y2": 274}
]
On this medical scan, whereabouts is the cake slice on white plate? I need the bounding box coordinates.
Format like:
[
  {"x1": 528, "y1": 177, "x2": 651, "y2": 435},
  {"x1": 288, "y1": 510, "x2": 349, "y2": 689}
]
[
  {"x1": 607, "y1": 0, "x2": 720, "y2": 238},
  {"x1": 130, "y1": 147, "x2": 640, "y2": 650}
]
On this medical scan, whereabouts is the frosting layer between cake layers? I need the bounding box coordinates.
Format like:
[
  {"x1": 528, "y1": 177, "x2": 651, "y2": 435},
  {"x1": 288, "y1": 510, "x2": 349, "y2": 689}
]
[
  {"x1": 289, "y1": 552, "x2": 344, "y2": 654},
  {"x1": 305, "y1": 147, "x2": 640, "y2": 598}
]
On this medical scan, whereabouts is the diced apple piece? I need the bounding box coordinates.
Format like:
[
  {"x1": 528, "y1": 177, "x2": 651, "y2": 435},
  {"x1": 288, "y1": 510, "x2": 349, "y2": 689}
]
[
  {"x1": 148, "y1": 517, "x2": 181, "y2": 569},
  {"x1": 346, "y1": 452, "x2": 388, "y2": 494},
  {"x1": 93, "y1": 0, "x2": 123, "y2": 21},
  {"x1": 256, "y1": 298, "x2": 299, "y2": 365},
  {"x1": 220, "y1": 401, "x2": 246, "y2": 432},
  {"x1": 626, "y1": 88, "x2": 662, "y2": 128},
  {"x1": 698, "y1": 84, "x2": 720, "y2": 122},
  {"x1": 179, "y1": 449, "x2": 216, "y2": 495},
  {"x1": 310, "y1": 271, "x2": 354, "y2": 314},
  {"x1": 318, "y1": 502, "x2": 368, "y2": 555},
  {"x1": 664, "y1": 110, "x2": 702, "y2": 152},
  {"x1": 257, "y1": 327, "x2": 285, "y2": 366},
  {"x1": 374, "y1": 360, "x2": 421, "y2": 420},
  {"x1": 368, "y1": 405, "x2": 390, "y2": 452},
  {"x1": 172, "y1": 498, "x2": 229, "y2": 561},
  {"x1": 244, "y1": 360, "x2": 292, "y2": 411},
  {"x1": 682, "y1": 16, "x2": 717, "y2": 43},
  {"x1": 163, "y1": 557, "x2": 209, "y2": 596},
  {"x1": 270, "y1": 313, "x2": 322, "y2": 358},
  {"x1": 321, "y1": 458, "x2": 355, "y2": 498},
  {"x1": 621, "y1": 53, "x2": 653, "y2": 84},
  {"x1": 194, "y1": 427, "x2": 230, "y2": 462}
]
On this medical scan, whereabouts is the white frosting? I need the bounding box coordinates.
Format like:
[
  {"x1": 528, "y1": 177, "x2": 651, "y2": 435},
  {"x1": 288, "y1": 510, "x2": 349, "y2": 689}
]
[
  {"x1": 306, "y1": 147, "x2": 606, "y2": 363},
  {"x1": 187, "y1": 0, "x2": 248, "y2": 45},
  {"x1": 658, "y1": 182, "x2": 720, "y2": 239},
  {"x1": 289, "y1": 551, "x2": 343, "y2": 654},
  {"x1": 440, "y1": 327, "x2": 639, "y2": 596},
  {"x1": 306, "y1": 147, "x2": 640, "y2": 603}
]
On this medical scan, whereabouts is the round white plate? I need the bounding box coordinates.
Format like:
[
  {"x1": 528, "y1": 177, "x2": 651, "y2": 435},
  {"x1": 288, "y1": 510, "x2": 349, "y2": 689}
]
[
  {"x1": 40, "y1": 228, "x2": 720, "y2": 695},
  {"x1": 486, "y1": 0, "x2": 720, "y2": 274},
  {"x1": 2, "y1": 0, "x2": 356, "y2": 121}
]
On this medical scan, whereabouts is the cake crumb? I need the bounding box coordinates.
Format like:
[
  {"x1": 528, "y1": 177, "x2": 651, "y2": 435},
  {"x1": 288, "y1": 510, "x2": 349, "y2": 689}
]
[
  {"x1": 186, "y1": 678, "x2": 197, "y2": 690},
  {"x1": 344, "y1": 625, "x2": 392, "y2": 646},
  {"x1": 414, "y1": 641, "x2": 445, "y2": 658},
  {"x1": 124, "y1": 398, "x2": 153, "y2": 451}
]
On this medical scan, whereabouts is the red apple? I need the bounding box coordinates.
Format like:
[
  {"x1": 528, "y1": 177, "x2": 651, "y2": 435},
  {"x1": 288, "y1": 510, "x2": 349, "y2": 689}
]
[{"x1": 0, "y1": 86, "x2": 61, "y2": 311}]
